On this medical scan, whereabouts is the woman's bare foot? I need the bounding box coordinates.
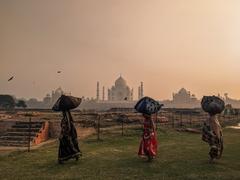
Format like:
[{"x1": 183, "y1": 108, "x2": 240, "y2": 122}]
[
  {"x1": 147, "y1": 155, "x2": 153, "y2": 162},
  {"x1": 58, "y1": 160, "x2": 64, "y2": 164}
]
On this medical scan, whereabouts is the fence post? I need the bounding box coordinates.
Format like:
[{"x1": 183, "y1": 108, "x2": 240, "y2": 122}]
[
  {"x1": 189, "y1": 113, "x2": 192, "y2": 127},
  {"x1": 28, "y1": 117, "x2": 31, "y2": 152},
  {"x1": 97, "y1": 114, "x2": 100, "y2": 141},
  {"x1": 172, "y1": 112, "x2": 174, "y2": 128},
  {"x1": 180, "y1": 113, "x2": 183, "y2": 127},
  {"x1": 121, "y1": 115, "x2": 124, "y2": 136},
  {"x1": 238, "y1": 110, "x2": 240, "y2": 121}
]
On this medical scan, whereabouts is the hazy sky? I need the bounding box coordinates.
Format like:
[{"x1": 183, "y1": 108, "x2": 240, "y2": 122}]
[{"x1": 1, "y1": 0, "x2": 240, "y2": 100}]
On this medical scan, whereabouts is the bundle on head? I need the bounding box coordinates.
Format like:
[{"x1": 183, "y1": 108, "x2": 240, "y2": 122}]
[
  {"x1": 134, "y1": 96, "x2": 163, "y2": 115},
  {"x1": 201, "y1": 96, "x2": 225, "y2": 115},
  {"x1": 52, "y1": 95, "x2": 82, "y2": 112}
]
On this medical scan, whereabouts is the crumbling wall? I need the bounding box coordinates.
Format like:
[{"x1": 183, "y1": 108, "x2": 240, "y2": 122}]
[{"x1": 33, "y1": 121, "x2": 50, "y2": 145}]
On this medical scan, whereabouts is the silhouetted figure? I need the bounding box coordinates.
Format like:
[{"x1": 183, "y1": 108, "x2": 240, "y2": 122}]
[
  {"x1": 58, "y1": 110, "x2": 82, "y2": 164},
  {"x1": 52, "y1": 95, "x2": 82, "y2": 164}
]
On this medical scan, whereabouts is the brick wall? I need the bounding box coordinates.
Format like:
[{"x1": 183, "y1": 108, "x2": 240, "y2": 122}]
[{"x1": 33, "y1": 121, "x2": 50, "y2": 145}]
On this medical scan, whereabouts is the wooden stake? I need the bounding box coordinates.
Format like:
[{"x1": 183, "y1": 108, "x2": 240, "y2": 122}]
[{"x1": 28, "y1": 117, "x2": 31, "y2": 152}]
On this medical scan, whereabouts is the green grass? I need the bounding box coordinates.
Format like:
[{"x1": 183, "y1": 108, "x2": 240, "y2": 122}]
[{"x1": 0, "y1": 128, "x2": 239, "y2": 180}]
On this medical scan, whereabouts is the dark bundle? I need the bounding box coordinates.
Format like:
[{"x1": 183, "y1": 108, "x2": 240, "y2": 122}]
[
  {"x1": 52, "y1": 95, "x2": 82, "y2": 111},
  {"x1": 201, "y1": 96, "x2": 225, "y2": 115},
  {"x1": 135, "y1": 96, "x2": 163, "y2": 115}
]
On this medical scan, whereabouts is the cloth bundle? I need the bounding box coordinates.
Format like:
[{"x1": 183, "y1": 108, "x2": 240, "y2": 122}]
[
  {"x1": 135, "y1": 96, "x2": 163, "y2": 115},
  {"x1": 52, "y1": 95, "x2": 82, "y2": 111},
  {"x1": 201, "y1": 96, "x2": 225, "y2": 115}
]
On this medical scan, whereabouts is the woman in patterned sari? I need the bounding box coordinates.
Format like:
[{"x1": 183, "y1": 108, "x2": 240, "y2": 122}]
[
  {"x1": 202, "y1": 114, "x2": 223, "y2": 163},
  {"x1": 58, "y1": 110, "x2": 82, "y2": 164},
  {"x1": 138, "y1": 113, "x2": 157, "y2": 162}
]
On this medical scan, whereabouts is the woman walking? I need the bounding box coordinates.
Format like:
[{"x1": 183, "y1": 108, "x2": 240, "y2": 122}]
[
  {"x1": 201, "y1": 96, "x2": 225, "y2": 163},
  {"x1": 52, "y1": 95, "x2": 82, "y2": 164},
  {"x1": 58, "y1": 110, "x2": 82, "y2": 164},
  {"x1": 202, "y1": 114, "x2": 223, "y2": 163},
  {"x1": 138, "y1": 113, "x2": 157, "y2": 161},
  {"x1": 135, "y1": 96, "x2": 163, "y2": 162}
]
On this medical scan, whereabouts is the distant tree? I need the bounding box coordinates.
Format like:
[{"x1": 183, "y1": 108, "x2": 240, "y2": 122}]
[
  {"x1": 0, "y1": 95, "x2": 15, "y2": 109},
  {"x1": 16, "y1": 100, "x2": 27, "y2": 109}
]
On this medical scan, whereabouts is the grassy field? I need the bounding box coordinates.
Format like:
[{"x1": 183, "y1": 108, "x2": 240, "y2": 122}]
[{"x1": 0, "y1": 128, "x2": 239, "y2": 180}]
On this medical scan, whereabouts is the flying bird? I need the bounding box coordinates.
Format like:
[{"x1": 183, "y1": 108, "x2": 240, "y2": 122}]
[
  {"x1": 57, "y1": 71, "x2": 61, "y2": 73},
  {"x1": 8, "y1": 76, "x2": 14, "y2": 81}
]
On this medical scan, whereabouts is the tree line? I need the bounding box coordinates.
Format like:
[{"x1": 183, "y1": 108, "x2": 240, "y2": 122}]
[{"x1": 0, "y1": 95, "x2": 27, "y2": 109}]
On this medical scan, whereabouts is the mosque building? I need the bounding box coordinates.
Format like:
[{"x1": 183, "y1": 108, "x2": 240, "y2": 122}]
[
  {"x1": 172, "y1": 88, "x2": 198, "y2": 104},
  {"x1": 162, "y1": 88, "x2": 200, "y2": 108}
]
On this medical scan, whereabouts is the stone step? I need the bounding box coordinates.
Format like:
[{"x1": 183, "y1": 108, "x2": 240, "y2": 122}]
[
  {"x1": 8, "y1": 128, "x2": 41, "y2": 133},
  {"x1": 15, "y1": 121, "x2": 43, "y2": 125},
  {"x1": 0, "y1": 120, "x2": 47, "y2": 147},
  {"x1": 12, "y1": 124, "x2": 42, "y2": 129},
  {"x1": 5, "y1": 132, "x2": 37, "y2": 137},
  {"x1": 0, "y1": 136, "x2": 34, "y2": 141},
  {"x1": 0, "y1": 141, "x2": 28, "y2": 147}
]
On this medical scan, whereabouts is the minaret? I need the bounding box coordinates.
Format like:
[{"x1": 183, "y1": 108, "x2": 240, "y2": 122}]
[
  {"x1": 140, "y1": 82, "x2": 144, "y2": 98},
  {"x1": 131, "y1": 88, "x2": 134, "y2": 101},
  {"x1": 96, "y1": 81, "x2": 100, "y2": 101},
  {"x1": 108, "y1": 89, "x2": 111, "y2": 101},
  {"x1": 138, "y1": 86, "x2": 141, "y2": 100},
  {"x1": 102, "y1": 86, "x2": 105, "y2": 101}
]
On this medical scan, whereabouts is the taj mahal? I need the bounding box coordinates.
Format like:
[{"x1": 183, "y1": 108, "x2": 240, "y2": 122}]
[
  {"x1": 79, "y1": 76, "x2": 144, "y2": 111},
  {"x1": 108, "y1": 76, "x2": 133, "y2": 101},
  {"x1": 22, "y1": 76, "x2": 240, "y2": 110},
  {"x1": 96, "y1": 76, "x2": 143, "y2": 102}
]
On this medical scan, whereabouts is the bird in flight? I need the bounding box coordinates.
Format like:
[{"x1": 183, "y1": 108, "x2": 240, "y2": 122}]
[
  {"x1": 57, "y1": 71, "x2": 61, "y2": 73},
  {"x1": 8, "y1": 76, "x2": 14, "y2": 81}
]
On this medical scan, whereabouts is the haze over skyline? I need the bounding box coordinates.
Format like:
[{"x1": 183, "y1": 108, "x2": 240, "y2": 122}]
[{"x1": 1, "y1": 0, "x2": 240, "y2": 100}]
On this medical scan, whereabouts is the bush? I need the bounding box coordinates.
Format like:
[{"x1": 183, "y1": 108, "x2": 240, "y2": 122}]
[{"x1": 0, "y1": 95, "x2": 15, "y2": 109}]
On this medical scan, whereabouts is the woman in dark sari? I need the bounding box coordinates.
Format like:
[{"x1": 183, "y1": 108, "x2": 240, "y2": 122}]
[{"x1": 58, "y1": 110, "x2": 82, "y2": 164}]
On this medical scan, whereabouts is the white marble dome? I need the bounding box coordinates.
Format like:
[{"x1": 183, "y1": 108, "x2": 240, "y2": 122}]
[
  {"x1": 115, "y1": 76, "x2": 127, "y2": 88},
  {"x1": 108, "y1": 76, "x2": 133, "y2": 101}
]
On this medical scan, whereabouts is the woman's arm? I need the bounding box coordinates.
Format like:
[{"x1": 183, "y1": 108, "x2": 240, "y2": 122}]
[{"x1": 150, "y1": 117, "x2": 156, "y2": 132}]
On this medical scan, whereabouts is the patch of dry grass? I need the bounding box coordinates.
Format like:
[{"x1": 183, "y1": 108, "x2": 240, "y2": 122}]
[{"x1": 0, "y1": 128, "x2": 239, "y2": 180}]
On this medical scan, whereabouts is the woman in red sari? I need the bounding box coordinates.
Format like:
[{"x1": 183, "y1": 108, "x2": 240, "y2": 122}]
[{"x1": 138, "y1": 113, "x2": 157, "y2": 162}]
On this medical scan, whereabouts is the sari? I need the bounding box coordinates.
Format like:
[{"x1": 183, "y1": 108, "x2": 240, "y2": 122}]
[
  {"x1": 202, "y1": 115, "x2": 223, "y2": 160},
  {"x1": 138, "y1": 115, "x2": 157, "y2": 159},
  {"x1": 58, "y1": 111, "x2": 82, "y2": 163}
]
